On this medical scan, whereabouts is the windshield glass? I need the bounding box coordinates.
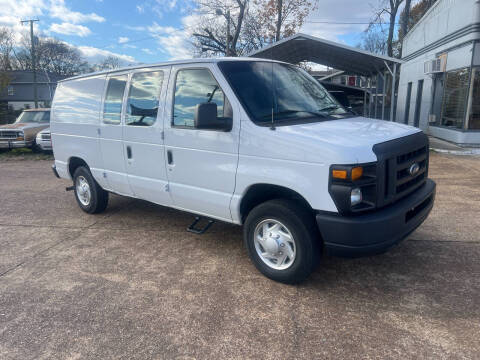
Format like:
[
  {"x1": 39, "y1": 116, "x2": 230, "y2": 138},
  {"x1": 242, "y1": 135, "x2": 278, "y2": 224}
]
[
  {"x1": 218, "y1": 61, "x2": 348, "y2": 125},
  {"x1": 16, "y1": 111, "x2": 50, "y2": 123}
]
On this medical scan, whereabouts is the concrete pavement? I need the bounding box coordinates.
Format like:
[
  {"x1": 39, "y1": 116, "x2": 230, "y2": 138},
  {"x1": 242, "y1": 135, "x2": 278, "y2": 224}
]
[{"x1": 0, "y1": 152, "x2": 479, "y2": 359}]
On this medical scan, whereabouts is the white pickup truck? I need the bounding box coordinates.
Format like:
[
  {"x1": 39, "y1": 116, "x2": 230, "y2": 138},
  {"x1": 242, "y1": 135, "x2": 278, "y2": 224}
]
[{"x1": 50, "y1": 58, "x2": 436, "y2": 283}]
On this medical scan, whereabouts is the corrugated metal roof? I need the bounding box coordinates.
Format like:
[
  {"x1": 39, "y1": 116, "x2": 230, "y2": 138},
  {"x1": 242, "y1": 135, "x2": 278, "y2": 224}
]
[{"x1": 248, "y1": 33, "x2": 402, "y2": 76}]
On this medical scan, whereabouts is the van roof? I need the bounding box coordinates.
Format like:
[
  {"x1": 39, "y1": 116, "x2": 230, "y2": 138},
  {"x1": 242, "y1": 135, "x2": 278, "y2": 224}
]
[{"x1": 58, "y1": 57, "x2": 288, "y2": 83}]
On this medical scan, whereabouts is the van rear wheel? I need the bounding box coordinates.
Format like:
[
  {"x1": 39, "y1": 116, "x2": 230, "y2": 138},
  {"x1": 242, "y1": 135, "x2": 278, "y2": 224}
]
[
  {"x1": 73, "y1": 166, "x2": 108, "y2": 214},
  {"x1": 244, "y1": 199, "x2": 320, "y2": 284}
]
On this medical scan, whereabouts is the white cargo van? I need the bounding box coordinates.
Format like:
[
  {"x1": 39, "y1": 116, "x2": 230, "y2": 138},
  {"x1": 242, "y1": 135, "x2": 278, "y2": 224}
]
[{"x1": 51, "y1": 58, "x2": 436, "y2": 283}]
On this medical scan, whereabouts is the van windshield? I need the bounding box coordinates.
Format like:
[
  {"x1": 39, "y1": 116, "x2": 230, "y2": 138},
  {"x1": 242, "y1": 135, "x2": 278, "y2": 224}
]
[{"x1": 218, "y1": 61, "x2": 349, "y2": 125}]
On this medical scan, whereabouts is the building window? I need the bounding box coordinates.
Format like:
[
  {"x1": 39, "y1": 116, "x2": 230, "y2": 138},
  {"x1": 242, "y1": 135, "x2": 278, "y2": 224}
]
[
  {"x1": 7, "y1": 86, "x2": 14, "y2": 96},
  {"x1": 404, "y1": 82, "x2": 412, "y2": 125},
  {"x1": 440, "y1": 68, "x2": 469, "y2": 129},
  {"x1": 467, "y1": 67, "x2": 480, "y2": 130},
  {"x1": 413, "y1": 80, "x2": 424, "y2": 128}
]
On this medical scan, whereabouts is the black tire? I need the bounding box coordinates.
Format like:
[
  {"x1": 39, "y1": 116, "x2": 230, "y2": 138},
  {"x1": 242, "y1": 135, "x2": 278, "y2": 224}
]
[
  {"x1": 31, "y1": 140, "x2": 42, "y2": 153},
  {"x1": 72, "y1": 166, "x2": 108, "y2": 214},
  {"x1": 244, "y1": 199, "x2": 321, "y2": 284}
]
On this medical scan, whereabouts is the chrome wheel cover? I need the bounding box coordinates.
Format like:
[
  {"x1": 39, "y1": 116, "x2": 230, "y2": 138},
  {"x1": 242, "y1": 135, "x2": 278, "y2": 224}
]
[
  {"x1": 253, "y1": 219, "x2": 296, "y2": 270},
  {"x1": 76, "y1": 176, "x2": 91, "y2": 206}
]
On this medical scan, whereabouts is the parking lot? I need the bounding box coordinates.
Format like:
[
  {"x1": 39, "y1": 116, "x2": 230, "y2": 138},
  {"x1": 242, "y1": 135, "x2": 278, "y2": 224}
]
[{"x1": 0, "y1": 152, "x2": 479, "y2": 359}]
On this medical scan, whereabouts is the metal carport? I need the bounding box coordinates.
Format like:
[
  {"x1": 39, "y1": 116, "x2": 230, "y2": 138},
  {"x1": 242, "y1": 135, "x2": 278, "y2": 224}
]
[{"x1": 248, "y1": 33, "x2": 403, "y2": 121}]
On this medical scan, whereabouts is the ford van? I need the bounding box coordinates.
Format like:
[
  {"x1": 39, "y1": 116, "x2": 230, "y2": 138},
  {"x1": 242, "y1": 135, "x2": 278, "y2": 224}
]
[{"x1": 50, "y1": 58, "x2": 436, "y2": 283}]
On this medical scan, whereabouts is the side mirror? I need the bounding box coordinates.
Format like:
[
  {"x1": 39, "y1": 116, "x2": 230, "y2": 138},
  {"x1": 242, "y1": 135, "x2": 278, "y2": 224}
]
[{"x1": 194, "y1": 102, "x2": 231, "y2": 131}]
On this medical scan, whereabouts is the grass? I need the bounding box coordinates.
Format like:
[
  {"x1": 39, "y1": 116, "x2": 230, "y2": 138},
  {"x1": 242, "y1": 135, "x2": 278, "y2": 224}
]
[{"x1": 0, "y1": 148, "x2": 54, "y2": 161}]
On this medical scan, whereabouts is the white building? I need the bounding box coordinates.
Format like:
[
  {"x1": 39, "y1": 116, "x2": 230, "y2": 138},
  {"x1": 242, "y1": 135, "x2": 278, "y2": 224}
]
[{"x1": 396, "y1": 0, "x2": 480, "y2": 146}]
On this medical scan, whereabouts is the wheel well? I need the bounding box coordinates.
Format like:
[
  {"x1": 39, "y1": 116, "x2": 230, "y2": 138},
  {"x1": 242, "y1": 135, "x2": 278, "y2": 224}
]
[
  {"x1": 240, "y1": 184, "x2": 312, "y2": 223},
  {"x1": 68, "y1": 157, "x2": 88, "y2": 178}
]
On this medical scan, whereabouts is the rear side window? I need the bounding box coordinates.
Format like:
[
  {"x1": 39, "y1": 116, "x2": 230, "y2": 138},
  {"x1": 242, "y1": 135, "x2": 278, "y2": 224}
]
[
  {"x1": 126, "y1": 71, "x2": 163, "y2": 126},
  {"x1": 103, "y1": 75, "x2": 127, "y2": 125},
  {"x1": 173, "y1": 68, "x2": 231, "y2": 128}
]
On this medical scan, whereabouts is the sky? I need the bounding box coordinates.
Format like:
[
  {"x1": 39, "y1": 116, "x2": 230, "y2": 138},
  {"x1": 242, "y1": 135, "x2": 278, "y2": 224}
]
[{"x1": 0, "y1": 0, "x2": 407, "y2": 66}]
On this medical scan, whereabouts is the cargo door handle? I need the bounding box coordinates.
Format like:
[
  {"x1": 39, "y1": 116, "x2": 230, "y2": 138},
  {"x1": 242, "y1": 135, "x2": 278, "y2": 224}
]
[
  {"x1": 167, "y1": 150, "x2": 173, "y2": 165},
  {"x1": 126, "y1": 146, "x2": 132, "y2": 159}
]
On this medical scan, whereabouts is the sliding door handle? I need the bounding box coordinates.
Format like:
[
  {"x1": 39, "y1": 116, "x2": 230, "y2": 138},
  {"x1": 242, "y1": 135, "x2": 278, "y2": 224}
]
[
  {"x1": 126, "y1": 145, "x2": 132, "y2": 159},
  {"x1": 167, "y1": 150, "x2": 173, "y2": 165}
]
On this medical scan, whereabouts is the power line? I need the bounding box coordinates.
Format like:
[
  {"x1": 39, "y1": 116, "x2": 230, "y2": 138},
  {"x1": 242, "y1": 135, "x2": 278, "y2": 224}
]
[
  {"x1": 95, "y1": 20, "x2": 397, "y2": 56},
  {"x1": 97, "y1": 26, "x2": 190, "y2": 50},
  {"x1": 305, "y1": 20, "x2": 400, "y2": 24}
]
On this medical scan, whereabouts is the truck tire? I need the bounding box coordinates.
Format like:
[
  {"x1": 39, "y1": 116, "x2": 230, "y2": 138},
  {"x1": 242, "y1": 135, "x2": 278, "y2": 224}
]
[
  {"x1": 73, "y1": 166, "x2": 108, "y2": 214},
  {"x1": 244, "y1": 199, "x2": 321, "y2": 284},
  {"x1": 31, "y1": 140, "x2": 42, "y2": 153}
]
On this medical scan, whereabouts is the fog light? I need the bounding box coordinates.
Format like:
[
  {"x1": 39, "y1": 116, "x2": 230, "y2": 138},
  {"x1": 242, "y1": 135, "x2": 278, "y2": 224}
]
[{"x1": 351, "y1": 188, "x2": 362, "y2": 206}]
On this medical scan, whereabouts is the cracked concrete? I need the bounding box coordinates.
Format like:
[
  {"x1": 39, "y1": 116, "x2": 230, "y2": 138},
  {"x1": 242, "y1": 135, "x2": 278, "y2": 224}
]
[{"x1": 0, "y1": 152, "x2": 479, "y2": 359}]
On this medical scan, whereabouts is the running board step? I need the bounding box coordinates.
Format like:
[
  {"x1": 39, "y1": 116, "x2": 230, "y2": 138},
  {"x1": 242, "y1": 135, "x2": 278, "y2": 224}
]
[
  {"x1": 187, "y1": 216, "x2": 215, "y2": 234},
  {"x1": 65, "y1": 185, "x2": 75, "y2": 191}
]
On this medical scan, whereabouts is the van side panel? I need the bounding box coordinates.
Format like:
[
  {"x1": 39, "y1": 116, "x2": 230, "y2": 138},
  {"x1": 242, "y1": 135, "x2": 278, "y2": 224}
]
[
  {"x1": 51, "y1": 75, "x2": 107, "y2": 188},
  {"x1": 229, "y1": 113, "x2": 339, "y2": 224}
]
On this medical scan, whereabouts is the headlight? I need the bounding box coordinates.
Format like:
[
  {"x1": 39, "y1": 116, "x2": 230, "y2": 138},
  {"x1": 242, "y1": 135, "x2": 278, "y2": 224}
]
[
  {"x1": 329, "y1": 163, "x2": 377, "y2": 214},
  {"x1": 17, "y1": 131, "x2": 24, "y2": 140},
  {"x1": 351, "y1": 188, "x2": 362, "y2": 206}
]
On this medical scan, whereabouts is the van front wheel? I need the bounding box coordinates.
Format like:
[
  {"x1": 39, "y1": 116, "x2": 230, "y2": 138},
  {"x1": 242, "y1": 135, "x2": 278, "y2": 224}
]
[
  {"x1": 73, "y1": 166, "x2": 108, "y2": 214},
  {"x1": 244, "y1": 199, "x2": 320, "y2": 284}
]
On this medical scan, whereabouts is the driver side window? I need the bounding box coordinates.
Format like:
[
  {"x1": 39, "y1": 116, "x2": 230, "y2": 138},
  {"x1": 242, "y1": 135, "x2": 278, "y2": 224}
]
[{"x1": 172, "y1": 68, "x2": 231, "y2": 128}]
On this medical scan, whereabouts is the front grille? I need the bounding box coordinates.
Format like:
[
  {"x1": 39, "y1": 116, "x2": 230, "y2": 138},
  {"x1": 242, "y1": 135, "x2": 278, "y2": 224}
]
[
  {"x1": 0, "y1": 131, "x2": 19, "y2": 139},
  {"x1": 41, "y1": 133, "x2": 51, "y2": 140},
  {"x1": 395, "y1": 145, "x2": 427, "y2": 197},
  {"x1": 373, "y1": 132, "x2": 429, "y2": 209}
]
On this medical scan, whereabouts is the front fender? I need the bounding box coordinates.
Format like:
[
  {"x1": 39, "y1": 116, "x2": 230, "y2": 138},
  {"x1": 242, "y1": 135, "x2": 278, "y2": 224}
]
[{"x1": 230, "y1": 154, "x2": 338, "y2": 224}]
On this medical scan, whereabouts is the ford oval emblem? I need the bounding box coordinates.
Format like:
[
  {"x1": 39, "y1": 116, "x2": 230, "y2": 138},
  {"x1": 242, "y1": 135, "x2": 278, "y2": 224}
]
[{"x1": 409, "y1": 162, "x2": 420, "y2": 176}]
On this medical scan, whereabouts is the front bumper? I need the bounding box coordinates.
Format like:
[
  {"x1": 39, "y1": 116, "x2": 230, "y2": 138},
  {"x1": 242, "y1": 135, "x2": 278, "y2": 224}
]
[
  {"x1": 37, "y1": 140, "x2": 52, "y2": 151},
  {"x1": 316, "y1": 179, "x2": 436, "y2": 257},
  {"x1": 0, "y1": 140, "x2": 33, "y2": 149}
]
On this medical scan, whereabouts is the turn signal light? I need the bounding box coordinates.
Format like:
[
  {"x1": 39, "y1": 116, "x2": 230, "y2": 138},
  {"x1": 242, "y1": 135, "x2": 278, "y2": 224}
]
[
  {"x1": 332, "y1": 169, "x2": 347, "y2": 179},
  {"x1": 332, "y1": 166, "x2": 363, "y2": 181},
  {"x1": 351, "y1": 166, "x2": 363, "y2": 181}
]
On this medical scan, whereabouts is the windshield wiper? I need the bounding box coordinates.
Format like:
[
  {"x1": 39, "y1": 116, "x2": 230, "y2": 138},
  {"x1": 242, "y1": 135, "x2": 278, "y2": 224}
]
[
  {"x1": 261, "y1": 109, "x2": 327, "y2": 120},
  {"x1": 318, "y1": 104, "x2": 341, "y2": 112}
]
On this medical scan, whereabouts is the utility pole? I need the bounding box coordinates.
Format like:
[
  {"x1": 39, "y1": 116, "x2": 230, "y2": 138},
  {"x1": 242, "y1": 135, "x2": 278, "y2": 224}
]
[
  {"x1": 21, "y1": 19, "x2": 39, "y2": 109},
  {"x1": 275, "y1": 0, "x2": 283, "y2": 42},
  {"x1": 226, "y1": 9, "x2": 231, "y2": 57}
]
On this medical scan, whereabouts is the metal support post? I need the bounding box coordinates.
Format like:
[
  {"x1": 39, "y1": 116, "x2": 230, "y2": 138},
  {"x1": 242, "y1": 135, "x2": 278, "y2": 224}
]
[{"x1": 390, "y1": 63, "x2": 397, "y2": 122}]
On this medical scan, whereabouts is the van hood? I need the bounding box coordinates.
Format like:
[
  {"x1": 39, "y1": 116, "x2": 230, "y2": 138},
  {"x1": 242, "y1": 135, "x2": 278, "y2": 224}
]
[
  {"x1": 279, "y1": 116, "x2": 419, "y2": 146},
  {"x1": 254, "y1": 117, "x2": 422, "y2": 164}
]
